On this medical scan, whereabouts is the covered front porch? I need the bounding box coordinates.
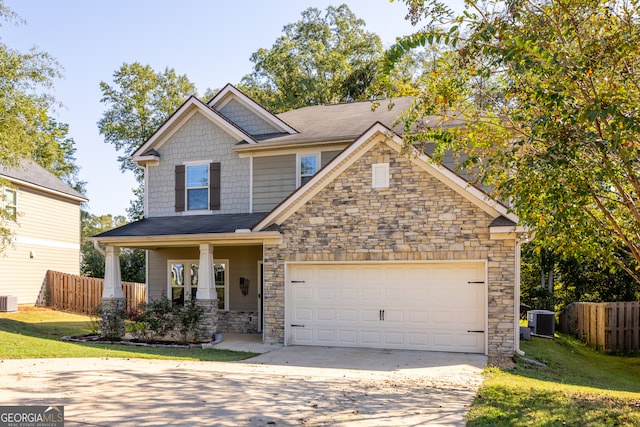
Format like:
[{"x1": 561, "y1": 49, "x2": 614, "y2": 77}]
[{"x1": 92, "y1": 213, "x2": 281, "y2": 341}]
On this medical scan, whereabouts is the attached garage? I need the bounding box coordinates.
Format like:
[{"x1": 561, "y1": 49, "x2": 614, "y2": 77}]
[{"x1": 285, "y1": 262, "x2": 487, "y2": 354}]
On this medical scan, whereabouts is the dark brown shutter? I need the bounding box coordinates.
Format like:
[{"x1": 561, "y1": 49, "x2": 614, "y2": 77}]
[
  {"x1": 175, "y1": 164, "x2": 185, "y2": 212},
  {"x1": 210, "y1": 162, "x2": 221, "y2": 210}
]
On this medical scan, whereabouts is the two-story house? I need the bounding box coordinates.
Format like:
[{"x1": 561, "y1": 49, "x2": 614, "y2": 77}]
[
  {"x1": 0, "y1": 159, "x2": 87, "y2": 305},
  {"x1": 93, "y1": 84, "x2": 527, "y2": 357}
]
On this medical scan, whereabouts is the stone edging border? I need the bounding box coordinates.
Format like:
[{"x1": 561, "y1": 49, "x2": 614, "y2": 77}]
[{"x1": 60, "y1": 335, "x2": 222, "y2": 349}]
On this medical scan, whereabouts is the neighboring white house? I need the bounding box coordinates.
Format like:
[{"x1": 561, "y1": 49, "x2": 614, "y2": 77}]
[{"x1": 0, "y1": 159, "x2": 87, "y2": 305}]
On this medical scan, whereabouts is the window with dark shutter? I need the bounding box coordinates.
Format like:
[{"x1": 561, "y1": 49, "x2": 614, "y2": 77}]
[
  {"x1": 175, "y1": 165, "x2": 185, "y2": 212},
  {"x1": 209, "y1": 162, "x2": 221, "y2": 210}
]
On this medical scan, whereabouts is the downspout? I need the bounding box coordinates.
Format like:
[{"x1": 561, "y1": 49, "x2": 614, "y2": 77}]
[{"x1": 514, "y1": 233, "x2": 529, "y2": 356}]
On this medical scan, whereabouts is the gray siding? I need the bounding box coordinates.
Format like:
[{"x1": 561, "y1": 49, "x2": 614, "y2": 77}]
[
  {"x1": 147, "y1": 246, "x2": 262, "y2": 312},
  {"x1": 253, "y1": 154, "x2": 296, "y2": 212},
  {"x1": 146, "y1": 112, "x2": 250, "y2": 217},
  {"x1": 219, "y1": 99, "x2": 281, "y2": 136},
  {"x1": 321, "y1": 150, "x2": 341, "y2": 168}
]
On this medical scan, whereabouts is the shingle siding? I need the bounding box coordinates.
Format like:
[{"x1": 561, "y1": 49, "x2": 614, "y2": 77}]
[
  {"x1": 146, "y1": 112, "x2": 250, "y2": 217},
  {"x1": 262, "y1": 138, "x2": 517, "y2": 357},
  {"x1": 219, "y1": 98, "x2": 281, "y2": 136}
]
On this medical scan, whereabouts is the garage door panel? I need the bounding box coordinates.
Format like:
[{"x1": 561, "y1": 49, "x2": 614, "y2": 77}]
[
  {"x1": 361, "y1": 330, "x2": 382, "y2": 345},
  {"x1": 293, "y1": 308, "x2": 314, "y2": 321},
  {"x1": 287, "y1": 263, "x2": 486, "y2": 353}
]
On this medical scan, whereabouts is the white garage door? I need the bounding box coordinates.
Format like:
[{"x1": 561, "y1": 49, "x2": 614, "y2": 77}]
[{"x1": 286, "y1": 262, "x2": 486, "y2": 353}]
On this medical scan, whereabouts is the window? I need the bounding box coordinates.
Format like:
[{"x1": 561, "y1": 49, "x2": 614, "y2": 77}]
[
  {"x1": 298, "y1": 153, "x2": 319, "y2": 187},
  {"x1": 186, "y1": 164, "x2": 209, "y2": 210},
  {"x1": 169, "y1": 261, "x2": 199, "y2": 305},
  {"x1": 2, "y1": 188, "x2": 16, "y2": 221},
  {"x1": 214, "y1": 262, "x2": 228, "y2": 310},
  {"x1": 167, "y1": 259, "x2": 228, "y2": 309},
  {"x1": 175, "y1": 163, "x2": 221, "y2": 212}
]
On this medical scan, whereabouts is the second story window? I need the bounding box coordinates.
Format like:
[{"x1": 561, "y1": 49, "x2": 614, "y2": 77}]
[
  {"x1": 2, "y1": 187, "x2": 16, "y2": 221},
  {"x1": 186, "y1": 164, "x2": 209, "y2": 210},
  {"x1": 175, "y1": 162, "x2": 221, "y2": 213},
  {"x1": 298, "y1": 153, "x2": 319, "y2": 187}
]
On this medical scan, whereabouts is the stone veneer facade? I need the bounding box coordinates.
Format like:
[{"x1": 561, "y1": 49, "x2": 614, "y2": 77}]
[{"x1": 262, "y1": 138, "x2": 517, "y2": 357}]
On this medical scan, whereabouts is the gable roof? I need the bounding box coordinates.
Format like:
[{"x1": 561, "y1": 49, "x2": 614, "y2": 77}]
[
  {"x1": 131, "y1": 96, "x2": 257, "y2": 164},
  {"x1": 253, "y1": 122, "x2": 521, "y2": 232},
  {"x1": 0, "y1": 159, "x2": 87, "y2": 203},
  {"x1": 208, "y1": 84, "x2": 297, "y2": 135},
  {"x1": 233, "y1": 96, "x2": 464, "y2": 152}
]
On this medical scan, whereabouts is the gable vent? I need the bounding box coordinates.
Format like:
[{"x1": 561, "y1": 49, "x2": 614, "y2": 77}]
[{"x1": 372, "y1": 163, "x2": 390, "y2": 189}]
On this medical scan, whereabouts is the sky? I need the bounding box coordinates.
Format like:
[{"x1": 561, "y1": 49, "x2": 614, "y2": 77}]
[{"x1": 2, "y1": 0, "x2": 463, "y2": 217}]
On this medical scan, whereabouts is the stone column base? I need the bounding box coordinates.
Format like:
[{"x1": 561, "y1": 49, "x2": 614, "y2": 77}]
[
  {"x1": 101, "y1": 298, "x2": 125, "y2": 339},
  {"x1": 196, "y1": 299, "x2": 219, "y2": 342}
]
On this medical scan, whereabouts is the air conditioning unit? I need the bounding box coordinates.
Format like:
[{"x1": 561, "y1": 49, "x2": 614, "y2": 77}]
[
  {"x1": 0, "y1": 296, "x2": 18, "y2": 312},
  {"x1": 527, "y1": 310, "x2": 555, "y2": 337}
]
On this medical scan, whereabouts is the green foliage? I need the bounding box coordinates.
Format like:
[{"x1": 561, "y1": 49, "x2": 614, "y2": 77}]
[
  {"x1": 238, "y1": 5, "x2": 383, "y2": 112},
  {"x1": 386, "y1": 0, "x2": 640, "y2": 288},
  {"x1": 81, "y1": 211, "x2": 145, "y2": 282},
  {"x1": 0, "y1": 2, "x2": 84, "y2": 251},
  {"x1": 467, "y1": 334, "x2": 640, "y2": 426},
  {"x1": 521, "y1": 242, "x2": 639, "y2": 312},
  {"x1": 112, "y1": 296, "x2": 204, "y2": 344},
  {"x1": 0, "y1": 308, "x2": 255, "y2": 361},
  {"x1": 98, "y1": 62, "x2": 196, "y2": 218}
]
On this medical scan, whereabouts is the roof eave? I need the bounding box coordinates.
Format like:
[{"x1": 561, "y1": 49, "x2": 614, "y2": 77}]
[
  {"x1": 1, "y1": 174, "x2": 88, "y2": 203},
  {"x1": 91, "y1": 230, "x2": 282, "y2": 248}
]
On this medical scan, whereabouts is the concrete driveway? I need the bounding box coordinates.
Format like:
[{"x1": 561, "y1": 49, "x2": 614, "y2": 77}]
[{"x1": 0, "y1": 347, "x2": 486, "y2": 426}]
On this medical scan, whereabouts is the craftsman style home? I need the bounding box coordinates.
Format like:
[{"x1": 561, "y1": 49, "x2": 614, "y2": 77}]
[
  {"x1": 93, "y1": 84, "x2": 527, "y2": 357},
  {"x1": 0, "y1": 160, "x2": 87, "y2": 305}
]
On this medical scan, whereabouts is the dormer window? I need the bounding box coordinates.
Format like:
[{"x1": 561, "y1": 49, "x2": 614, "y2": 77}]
[
  {"x1": 298, "y1": 153, "x2": 320, "y2": 187},
  {"x1": 186, "y1": 164, "x2": 209, "y2": 210}
]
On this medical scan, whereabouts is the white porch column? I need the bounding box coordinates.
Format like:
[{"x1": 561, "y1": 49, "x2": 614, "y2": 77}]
[
  {"x1": 197, "y1": 243, "x2": 216, "y2": 301},
  {"x1": 103, "y1": 245, "x2": 124, "y2": 299}
]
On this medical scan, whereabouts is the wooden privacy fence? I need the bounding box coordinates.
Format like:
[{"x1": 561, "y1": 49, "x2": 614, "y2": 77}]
[
  {"x1": 46, "y1": 270, "x2": 146, "y2": 315},
  {"x1": 559, "y1": 302, "x2": 640, "y2": 352}
]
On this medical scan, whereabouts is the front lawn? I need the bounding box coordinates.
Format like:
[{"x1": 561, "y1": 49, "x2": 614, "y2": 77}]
[
  {"x1": 467, "y1": 333, "x2": 640, "y2": 426},
  {"x1": 0, "y1": 306, "x2": 256, "y2": 361}
]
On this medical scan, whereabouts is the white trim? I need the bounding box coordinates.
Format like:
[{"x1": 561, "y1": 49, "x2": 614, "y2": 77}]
[
  {"x1": 371, "y1": 163, "x2": 390, "y2": 189},
  {"x1": 185, "y1": 162, "x2": 210, "y2": 212},
  {"x1": 132, "y1": 97, "x2": 256, "y2": 164},
  {"x1": 167, "y1": 259, "x2": 199, "y2": 303},
  {"x1": 254, "y1": 123, "x2": 520, "y2": 231},
  {"x1": 1, "y1": 175, "x2": 87, "y2": 204},
  {"x1": 249, "y1": 155, "x2": 254, "y2": 213},
  {"x1": 215, "y1": 259, "x2": 230, "y2": 311},
  {"x1": 296, "y1": 152, "x2": 320, "y2": 188},
  {"x1": 183, "y1": 159, "x2": 213, "y2": 166},
  {"x1": 13, "y1": 236, "x2": 79, "y2": 250},
  {"x1": 208, "y1": 84, "x2": 297, "y2": 135},
  {"x1": 284, "y1": 260, "x2": 488, "y2": 355},
  {"x1": 143, "y1": 164, "x2": 149, "y2": 217}
]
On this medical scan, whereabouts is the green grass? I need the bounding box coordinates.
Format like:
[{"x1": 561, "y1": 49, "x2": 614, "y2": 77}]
[
  {"x1": 0, "y1": 307, "x2": 257, "y2": 361},
  {"x1": 467, "y1": 334, "x2": 640, "y2": 426}
]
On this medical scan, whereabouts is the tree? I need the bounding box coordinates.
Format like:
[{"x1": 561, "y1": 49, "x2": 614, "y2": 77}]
[
  {"x1": 34, "y1": 118, "x2": 86, "y2": 194},
  {"x1": 0, "y1": 1, "x2": 84, "y2": 252},
  {"x1": 81, "y1": 211, "x2": 145, "y2": 283},
  {"x1": 385, "y1": 0, "x2": 640, "y2": 288},
  {"x1": 98, "y1": 62, "x2": 196, "y2": 219},
  {"x1": 238, "y1": 5, "x2": 383, "y2": 112}
]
